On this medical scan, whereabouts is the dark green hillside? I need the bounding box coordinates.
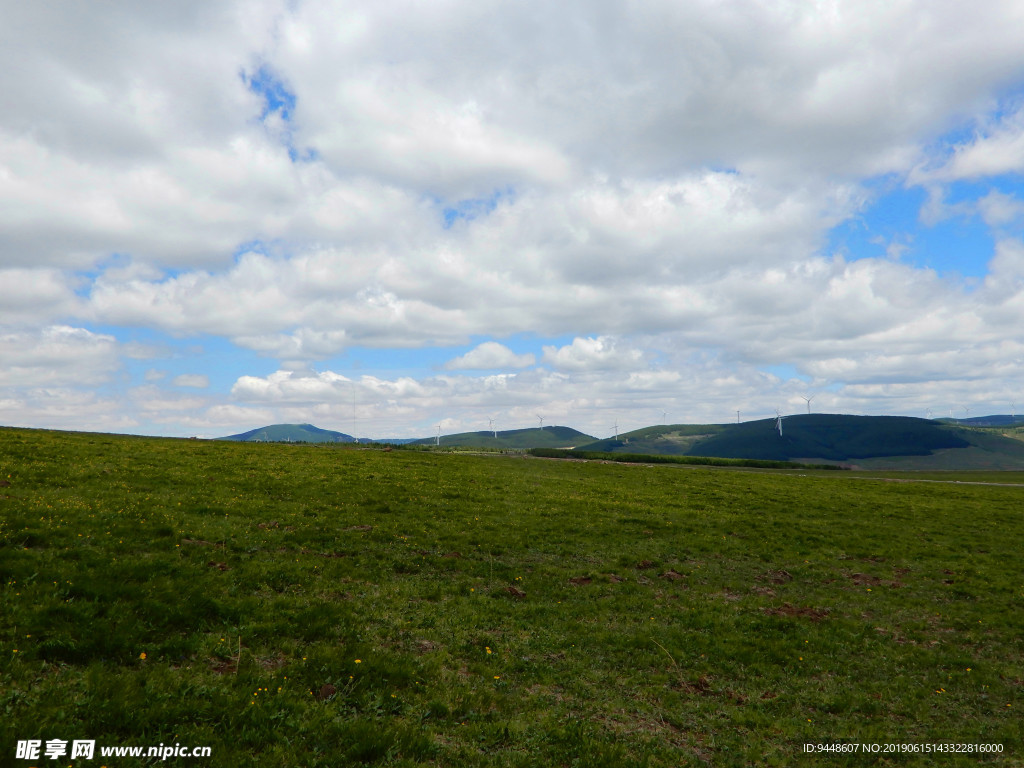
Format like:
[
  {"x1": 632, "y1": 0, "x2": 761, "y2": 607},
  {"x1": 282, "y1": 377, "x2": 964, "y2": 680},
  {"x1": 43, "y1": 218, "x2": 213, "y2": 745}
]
[
  {"x1": 579, "y1": 415, "x2": 978, "y2": 464},
  {"x1": 850, "y1": 425, "x2": 1024, "y2": 470},
  {"x1": 576, "y1": 423, "x2": 729, "y2": 454},
  {"x1": 936, "y1": 414, "x2": 1024, "y2": 427},
  {"x1": 410, "y1": 425, "x2": 594, "y2": 450},
  {"x1": 687, "y1": 414, "x2": 967, "y2": 462},
  {"x1": 217, "y1": 423, "x2": 356, "y2": 443}
]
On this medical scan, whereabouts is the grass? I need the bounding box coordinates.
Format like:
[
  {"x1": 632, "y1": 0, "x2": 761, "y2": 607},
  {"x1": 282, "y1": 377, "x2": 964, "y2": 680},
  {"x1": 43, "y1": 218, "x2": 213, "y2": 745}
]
[{"x1": 1, "y1": 427, "x2": 1022, "y2": 766}]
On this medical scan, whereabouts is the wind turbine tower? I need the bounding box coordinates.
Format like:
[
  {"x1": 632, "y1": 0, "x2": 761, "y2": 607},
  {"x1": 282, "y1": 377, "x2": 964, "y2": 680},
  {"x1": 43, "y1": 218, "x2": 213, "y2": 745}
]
[
  {"x1": 435, "y1": 425, "x2": 441, "y2": 446},
  {"x1": 613, "y1": 420, "x2": 619, "y2": 440},
  {"x1": 488, "y1": 417, "x2": 496, "y2": 438},
  {"x1": 736, "y1": 409, "x2": 741, "y2": 424},
  {"x1": 775, "y1": 409, "x2": 784, "y2": 437},
  {"x1": 536, "y1": 414, "x2": 544, "y2": 430},
  {"x1": 801, "y1": 394, "x2": 814, "y2": 414}
]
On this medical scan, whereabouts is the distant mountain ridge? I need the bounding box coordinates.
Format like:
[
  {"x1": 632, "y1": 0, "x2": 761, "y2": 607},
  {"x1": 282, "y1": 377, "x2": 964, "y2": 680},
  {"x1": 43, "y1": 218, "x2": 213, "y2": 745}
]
[
  {"x1": 213, "y1": 416, "x2": 1024, "y2": 469},
  {"x1": 216, "y1": 423, "x2": 358, "y2": 443},
  {"x1": 574, "y1": 414, "x2": 1024, "y2": 469},
  {"x1": 409, "y1": 425, "x2": 595, "y2": 450}
]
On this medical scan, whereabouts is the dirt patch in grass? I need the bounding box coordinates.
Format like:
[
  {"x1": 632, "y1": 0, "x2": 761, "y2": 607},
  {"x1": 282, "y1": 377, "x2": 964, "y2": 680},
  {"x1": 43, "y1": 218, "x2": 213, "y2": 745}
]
[
  {"x1": 760, "y1": 569, "x2": 793, "y2": 584},
  {"x1": 848, "y1": 573, "x2": 883, "y2": 586},
  {"x1": 316, "y1": 683, "x2": 336, "y2": 700},
  {"x1": 763, "y1": 603, "x2": 829, "y2": 622},
  {"x1": 209, "y1": 658, "x2": 237, "y2": 675},
  {"x1": 182, "y1": 538, "x2": 221, "y2": 547}
]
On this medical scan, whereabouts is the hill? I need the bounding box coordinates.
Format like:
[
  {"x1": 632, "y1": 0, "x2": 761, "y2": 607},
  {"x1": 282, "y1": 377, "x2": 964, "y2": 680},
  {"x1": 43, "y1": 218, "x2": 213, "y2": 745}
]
[
  {"x1": 575, "y1": 423, "x2": 730, "y2": 454},
  {"x1": 216, "y1": 423, "x2": 357, "y2": 443},
  {"x1": 577, "y1": 414, "x2": 1024, "y2": 468},
  {"x1": 409, "y1": 425, "x2": 595, "y2": 450},
  {"x1": 934, "y1": 414, "x2": 1024, "y2": 427}
]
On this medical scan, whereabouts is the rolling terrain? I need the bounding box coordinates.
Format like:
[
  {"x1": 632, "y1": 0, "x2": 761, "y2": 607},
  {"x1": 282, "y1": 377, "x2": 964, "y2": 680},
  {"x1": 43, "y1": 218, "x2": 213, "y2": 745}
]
[
  {"x1": 217, "y1": 423, "x2": 358, "y2": 443},
  {"x1": 216, "y1": 423, "x2": 418, "y2": 445},
  {"x1": 577, "y1": 414, "x2": 1024, "y2": 470},
  {"x1": 408, "y1": 425, "x2": 595, "y2": 450},
  {"x1": 216, "y1": 416, "x2": 1024, "y2": 470}
]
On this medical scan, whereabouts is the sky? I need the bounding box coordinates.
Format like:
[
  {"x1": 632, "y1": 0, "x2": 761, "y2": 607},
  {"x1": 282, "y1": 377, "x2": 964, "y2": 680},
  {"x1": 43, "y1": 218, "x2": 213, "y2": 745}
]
[{"x1": 3, "y1": 0, "x2": 1024, "y2": 440}]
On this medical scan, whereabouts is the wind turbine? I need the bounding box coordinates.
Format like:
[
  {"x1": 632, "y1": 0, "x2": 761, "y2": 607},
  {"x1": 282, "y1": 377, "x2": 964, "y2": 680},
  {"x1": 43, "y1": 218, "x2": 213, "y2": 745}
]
[
  {"x1": 488, "y1": 417, "x2": 496, "y2": 438},
  {"x1": 926, "y1": 408, "x2": 934, "y2": 420},
  {"x1": 962, "y1": 405, "x2": 971, "y2": 421},
  {"x1": 736, "y1": 409, "x2": 741, "y2": 424},
  {"x1": 774, "y1": 409, "x2": 785, "y2": 437},
  {"x1": 1011, "y1": 403, "x2": 1016, "y2": 423},
  {"x1": 536, "y1": 414, "x2": 544, "y2": 430},
  {"x1": 661, "y1": 410, "x2": 668, "y2": 424},
  {"x1": 801, "y1": 394, "x2": 814, "y2": 414},
  {"x1": 613, "y1": 420, "x2": 619, "y2": 440},
  {"x1": 435, "y1": 425, "x2": 441, "y2": 446}
]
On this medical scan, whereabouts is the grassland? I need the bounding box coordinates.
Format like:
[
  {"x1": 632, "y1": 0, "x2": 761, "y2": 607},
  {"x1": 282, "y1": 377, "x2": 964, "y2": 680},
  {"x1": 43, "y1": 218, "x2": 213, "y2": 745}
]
[{"x1": 1, "y1": 427, "x2": 1022, "y2": 767}]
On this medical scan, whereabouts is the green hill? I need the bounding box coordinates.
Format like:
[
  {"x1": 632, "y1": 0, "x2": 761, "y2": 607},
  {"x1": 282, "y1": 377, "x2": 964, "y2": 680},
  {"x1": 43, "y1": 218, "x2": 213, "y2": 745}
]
[
  {"x1": 577, "y1": 414, "x2": 1024, "y2": 468},
  {"x1": 686, "y1": 414, "x2": 968, "y2": 462},
  {"x1": 409, "y1": 425, "x2": 595, "y2": 450},
  {"x1": 576, "y1": 423, "x2": 730, "y2": 454},
  {"x1": 217, "y1": 423, "x2": 356, "y2": 443}
]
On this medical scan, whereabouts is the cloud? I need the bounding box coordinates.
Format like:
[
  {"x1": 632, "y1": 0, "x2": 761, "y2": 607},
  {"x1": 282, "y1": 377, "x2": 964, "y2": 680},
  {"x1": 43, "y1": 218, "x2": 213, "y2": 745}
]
[
  {"x1": 0, "y1": 326, "x2": 119, "y2": 387},
  {"x1": 5, "y1": 1, "x2": 1024, "y2": 435},
  {"x1": 916, "y1": 105, "x2": 1024, "y2": 183},
  {"x1": 172, "y1": 374, "x2": 210, "y2": 388},
  {"x1": 444, "y1": 342, "x2": 535, "y2": 370},
  {"x1": 542, "y1": 337, "x2": 645, "y2": 372}
]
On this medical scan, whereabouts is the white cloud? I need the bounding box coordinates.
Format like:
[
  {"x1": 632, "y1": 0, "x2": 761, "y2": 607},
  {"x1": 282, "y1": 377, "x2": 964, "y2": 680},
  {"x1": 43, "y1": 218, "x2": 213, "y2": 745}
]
[
  {"x1": 172, "y1": 374, "x2": 210, "y2": 388},
  {"x1": 542, "y1": 337, "x2": 645, "y2": 372},
  {"x1": 0, "y1": 269, "x2": 80, "y2": 324},
  {"x1": 918, "y1": 105, "x2": 1024, "y2": 182},
  {"x1": 977, "y1": 189, "x2": 1024, "y2": 228},
  {"x1": 0, "y1": 326, "x2": 119, "y2": 387},
  {"x1": 444, "y1": 342, "x2": 535, "y2": 370},
  {"x1": 5, "y1": 1, "x2": 1024, "y2": 435}
]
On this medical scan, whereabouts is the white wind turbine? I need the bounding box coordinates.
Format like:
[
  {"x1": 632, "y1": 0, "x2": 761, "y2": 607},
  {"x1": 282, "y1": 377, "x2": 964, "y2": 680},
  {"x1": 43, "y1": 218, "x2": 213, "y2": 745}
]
[
  {"x1": 736, "y1": 409, "x2": 741, "y2": 424},
  {"x1": 613, "y1": 420, "x2": 619, "y2": 440},
  {"x1": 435, "y1": 425, "x2": 441, "y2": 446},
  {"x1": 662, "y1": 410, "x2": 668, "y2": 424},
  {"x1": 488, "y1": 417, "x2": 496, "y2": 438},
  {"x1": 536, "y1": 414, "x2": 544, "y2": 430},
  {"x1": 801, "y1": 394, "x2": 814, "y2": 414},
  {"x1": 774, "y1": 409, "x2": 785, "y2": 437},
  {"x1": 926, "y1": 408, "x2": 934, "y2": 420}
]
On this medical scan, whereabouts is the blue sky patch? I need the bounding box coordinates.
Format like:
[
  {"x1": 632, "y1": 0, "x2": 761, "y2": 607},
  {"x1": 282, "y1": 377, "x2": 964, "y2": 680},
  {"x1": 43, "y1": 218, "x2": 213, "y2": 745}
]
[
  {"x1": 828, "y1": 179, "x2": 999, "y2": 278},
  {"x1": 245, "y1": 64, "x2": 295, "y2": 122},
  {"x1": 441, "y1": 187, "x2": 513, "y2": 229}
]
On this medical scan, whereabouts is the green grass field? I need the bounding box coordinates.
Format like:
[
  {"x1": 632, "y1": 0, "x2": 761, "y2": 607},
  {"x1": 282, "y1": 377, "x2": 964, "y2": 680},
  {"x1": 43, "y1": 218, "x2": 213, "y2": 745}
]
[{"x1": 1, "y1": 427, "x2": 1022, "y2": 766}]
